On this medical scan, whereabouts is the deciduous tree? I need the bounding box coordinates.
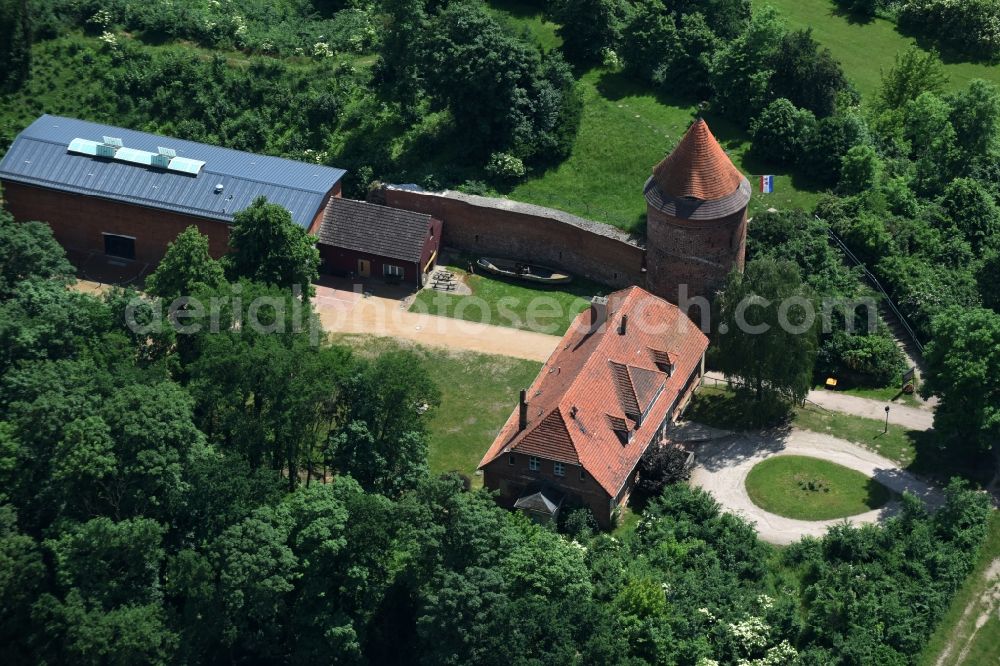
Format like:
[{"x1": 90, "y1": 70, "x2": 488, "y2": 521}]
[
  {"x1": 0, "y1": 0, "x2": 31, "y2": 91},
  {"x1": 0, "y1": 209, "x2": 73, "y2": 300},
  {"x1": 716, "y1": 259, "x2": 819, "y2": 404},
  {"x1": 227, "y1": 197, "x2": 320, "y2": 294},
  {"x1": 877, "y1": 46, "x2": 948, "y2": 111},
  {"x1": 939, "y1": 177, "x2": 1000, "y2": 252},
  {"x1": 551, "y1": 0, "x2": 628, "y2": 67},
  {"x1": 921, "y1": 306, "x2": 1000, "y2": 460},
  {"x1": 749, "y1": 98, "x2": 816, "y2": 166},
  {"x1": 144, "y1": 226, "x2": 225, "y2": 302}
]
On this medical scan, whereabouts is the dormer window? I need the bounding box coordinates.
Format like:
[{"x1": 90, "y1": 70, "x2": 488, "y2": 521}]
[
  {"x1": 650, "y1": 348, "x2": 675, "y2": 376},
  {"x1": 607, "y1": 415, "x2": 632, "y2": 446}
]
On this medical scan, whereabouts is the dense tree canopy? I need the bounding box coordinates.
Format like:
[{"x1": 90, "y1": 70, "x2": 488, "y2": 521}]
[
  {"x1": 716, "y1": 258, "x2": 819, "y2": 404},
  {"x1": 144, "y1": 226, "x2": 225, "y2": 302},
  {"x1": 0, "y1": 179, "x2": 992, "y2": 666},
  {"x1": 227, "y1": 197, "x2": 321, "y2": 294},
  {"x1": 922, "y1": 306, "x2": 1000, "y2": 458},
  {"x1": 416, "y1": 2, "x2": 582, "y2": 167},
  {"x1": 0, "y1": 209, "x2": 73, "y2": 300},
  {"x1": 0, "y1": 0, "x2": 31, "y2": 91}
]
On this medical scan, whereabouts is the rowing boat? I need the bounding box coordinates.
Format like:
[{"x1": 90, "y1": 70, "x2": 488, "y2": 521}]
[{"x1": 476, "y1": 257, "x2": 572, "y2": 285}]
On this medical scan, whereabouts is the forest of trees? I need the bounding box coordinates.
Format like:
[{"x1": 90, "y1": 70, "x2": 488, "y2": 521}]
[
  {"x1": 0, "y1": 211, "x2": 993, "y2": 664},
  {"x1": 1, "y1": 2, "x2": 999, "y2": 662}
]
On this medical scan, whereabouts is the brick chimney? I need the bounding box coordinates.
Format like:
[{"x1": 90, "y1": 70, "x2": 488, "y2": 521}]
[{"x1": 590, "y1": 296, "x2": 608, "y2": 333}]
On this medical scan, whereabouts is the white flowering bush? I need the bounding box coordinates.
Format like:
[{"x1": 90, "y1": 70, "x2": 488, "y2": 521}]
[
  {"x1": 736, "y1": 640, "x2": 798, "y2": 666},
  {"x1": 601, "y1": 47, "x2": 622, "y2": 69},
  {"x1": 312, "y1": 42, "x2": 333, "y2": 59},
  {"x1": 486, "y1": 152, "x2": 526, "y2": 184},
  {"x1": 88, "y1": 9, "x2": 114, "y2": 32},
  {"x1": 98, "y1": 31, "x2": 119, "y2": 50},
  {"x1": 727, "y1": 616, "x2": 769, "y2": 652}
]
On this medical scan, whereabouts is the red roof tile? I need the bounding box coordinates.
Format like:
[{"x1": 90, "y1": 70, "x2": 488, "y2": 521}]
[
  {"x1": 650, "y1": 119, "x2": 745, "y2": 201},
  {"x1": 479, "y1": 286, "x2": 710, "y2": 496}
]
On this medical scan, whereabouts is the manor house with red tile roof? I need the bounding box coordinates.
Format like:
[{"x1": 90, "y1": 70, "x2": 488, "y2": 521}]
[{"x1": 478, "y1": 286, "x2": 709, "y2": 528}]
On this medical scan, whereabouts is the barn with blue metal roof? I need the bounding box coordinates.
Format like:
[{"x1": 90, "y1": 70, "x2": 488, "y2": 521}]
[{"x1": 0, "y1": 114, "x2": 347, "y2": 269}]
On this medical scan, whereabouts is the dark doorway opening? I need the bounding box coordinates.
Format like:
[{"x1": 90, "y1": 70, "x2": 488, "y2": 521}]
[{"x1": 103, "y1": 234, "x2": 136, "y2": 260}]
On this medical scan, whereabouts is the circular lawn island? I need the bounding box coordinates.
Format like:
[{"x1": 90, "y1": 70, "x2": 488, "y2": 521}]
[{"x1": 745, "y1": 455, "x2": 892, "y2": 521}]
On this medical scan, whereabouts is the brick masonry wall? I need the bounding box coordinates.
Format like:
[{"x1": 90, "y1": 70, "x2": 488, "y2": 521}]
[
  {"x1": 318, "y1": 245, "x2": 420, "y2": 285},
  {"x1": 645, "y1": 205, "x2": 747, "y2": 303},
  {"x1": 482, "y1": 456, "x2": 617, "y2": 528},
  {"x1": 379, "y1": 187, "x2": 645, "y2": 289},
  {"x1": 2, "y1": 181, "x2": 231, "y2": 264}
]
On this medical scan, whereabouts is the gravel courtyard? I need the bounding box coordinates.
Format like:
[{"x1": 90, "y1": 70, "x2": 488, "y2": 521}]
[{"x1": 686, "y1": 427, "x2": 944, "y2": 545}]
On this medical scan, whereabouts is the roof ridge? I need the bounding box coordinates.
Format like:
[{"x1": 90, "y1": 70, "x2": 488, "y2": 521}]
[{"x1": 329, "y1": 195, "x2": 432, "y2": 220}]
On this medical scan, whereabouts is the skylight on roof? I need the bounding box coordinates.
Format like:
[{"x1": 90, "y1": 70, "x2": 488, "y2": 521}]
[
  {"x1": 68, "y1": 138, "x2": 100, "y2": 156},
  {"x1": 115, "y1": 147, "x2": 153, "y2": 166},
  {"x1": 168, "y1": 157, "x2": 205, "y2": 175},
  {"x1": 64, "y1": 137, "x2": 204, "y2": 174}
]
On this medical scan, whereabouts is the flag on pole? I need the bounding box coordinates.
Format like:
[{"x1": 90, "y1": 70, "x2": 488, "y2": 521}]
[{"x1": 760, "y1": 175, "x2": 774, "y2": 194}]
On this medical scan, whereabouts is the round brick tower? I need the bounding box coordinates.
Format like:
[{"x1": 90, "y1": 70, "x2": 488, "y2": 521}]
[{"x1": 644, "y1": 119, "x2": 751, "y2": 304}]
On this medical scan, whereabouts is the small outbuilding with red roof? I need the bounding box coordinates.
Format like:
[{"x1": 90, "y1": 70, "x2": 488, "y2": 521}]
[{"x1": 478, "y1": 286, "x2": 709, "y2": 528}]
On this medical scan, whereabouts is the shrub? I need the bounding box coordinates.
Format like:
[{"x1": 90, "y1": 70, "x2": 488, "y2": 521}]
[
  {"x1": 900, "y1": 0, "x2": 1000, "y2": 62},
  {"x1": 630, "y1": 445, "x2": 692, "y2": 510},
  {"x1": 840, "y1": 145, "x2": 883, "y2": 194},
  {"x1": 750, "y1": 99, "x2": 816, "y2": 166},
  {"x1": 558, "y1": 506, "x2": 598, "y2": 540},
  {"x1": 485, "y1": 152, "x2": 526, "y2": 184},
  {"x1": 818, "y1": 331, "x2": 907, "y2": 386},
  {"x1": 801, "y1": 112, "x2": 869, "y2": 185}
]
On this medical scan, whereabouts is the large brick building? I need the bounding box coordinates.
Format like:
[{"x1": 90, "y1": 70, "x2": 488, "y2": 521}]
[
  {"x1": 644, "y1": 119, "x2": 751, "y2": 303},
  {"x1": 478, "y1": 286, "x2": 709, "y2": 528},
  {"x1": 0, "y1": 115, "x2": 346, "y2": 266},
  {"x1": 0, "y1": 115, "x2": 441, "y2": 285}
]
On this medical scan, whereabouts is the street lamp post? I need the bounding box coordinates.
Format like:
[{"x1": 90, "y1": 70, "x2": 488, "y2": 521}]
[{"x1": 884, "y1": 406, "x2": 890, "y2": 434}]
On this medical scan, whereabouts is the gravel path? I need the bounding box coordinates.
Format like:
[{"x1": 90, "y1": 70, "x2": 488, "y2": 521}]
[
  {"x1": 688, "y1": 427, "x2": 944, "y2": 545},
  {"x1": 313, "y1": 286, "x2": 561, "y2": 362},
  {"x1": 703, "y1": 372, "x2": 935, "y2": 430}
]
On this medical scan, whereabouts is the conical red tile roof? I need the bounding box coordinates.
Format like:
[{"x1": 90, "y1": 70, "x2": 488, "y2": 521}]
[{"x1": 650, "y1": 119, "x2": 745, "y2": 201}]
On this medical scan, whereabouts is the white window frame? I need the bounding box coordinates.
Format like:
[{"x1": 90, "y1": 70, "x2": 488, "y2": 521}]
[
  {"x1": 528, "y1": 456, "x2": 540, "y2": 471},
  {"x1": 383, "y1": 264, "x2": 404, "y2": 278},
  {"x1": 554, "y1": 462, "x2": 565, "y2": 477}
]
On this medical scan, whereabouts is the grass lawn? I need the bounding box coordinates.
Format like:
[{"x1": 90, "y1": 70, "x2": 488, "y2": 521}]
[
  {"x1": 686, "y1": 386, "x2": 992, "y2": 485},
  {"x1": 510, "y1": 69, "x2": 823, "y2": 233},
  {"x1": 757, "y1": 0, "x2": 1000, "y2": 97},
  {"x1": 918, "y1": 510, "x2": 1000, "y2": 666},
  {"x1": 488, "y1": 0, "x2": 562, "y2": 52},
  {"x1": 745, "y1": 455, "x2": 892, "y2": 520},
  {"x1": 409, "y1": 257, "x2": 606, "y2": 335},
  {"x1": 330, "y1": 334, "x2": 542, "y2": 484}
]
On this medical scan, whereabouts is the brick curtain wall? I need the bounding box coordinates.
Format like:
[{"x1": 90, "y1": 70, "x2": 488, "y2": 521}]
[{"x1": 380, "y1": 187, "x2": 645, "y2": 289}]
